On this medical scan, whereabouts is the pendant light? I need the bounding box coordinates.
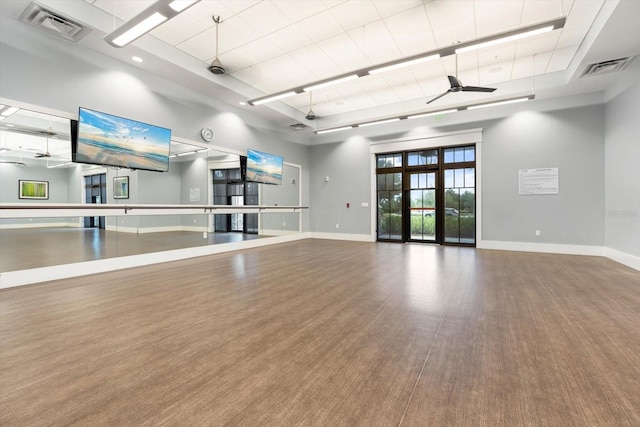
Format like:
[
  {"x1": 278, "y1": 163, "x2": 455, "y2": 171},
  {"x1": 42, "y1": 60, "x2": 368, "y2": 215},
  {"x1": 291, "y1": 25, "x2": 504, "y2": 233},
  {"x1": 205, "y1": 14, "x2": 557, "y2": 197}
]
[{"x1": 208, "y1": 15, "x2": 225, "y2": 75}]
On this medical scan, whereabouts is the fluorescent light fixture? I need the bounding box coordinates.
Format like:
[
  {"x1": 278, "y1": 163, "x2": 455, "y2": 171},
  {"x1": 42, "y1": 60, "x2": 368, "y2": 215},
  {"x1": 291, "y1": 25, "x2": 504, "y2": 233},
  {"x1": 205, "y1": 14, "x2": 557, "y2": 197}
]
[
  {"x1": 132, "y1": 56, "x2": 144, "y2": 63},
  {"x1": 303, "y1": 75, "x2": 359, "y2": 92},
  {"x1": 1, "y1": 106, "x2": 20, "y2": 117},
  {"x1": 456, "y1": 27, "x2": 553, "y2": 54},
  {"x1": 248, "y1": 18, "x2": 563, "y2": 110},
  {"x1": 369, "y1": 54, "x2": 440, "y2": 75},
  {"x1": 407, "y1": 109, "x2": 457, "y2": 119},
  {"x1": 196, "y1": 148, "x2": 209, "y2": 153},
  {"x1": 168, "y1": 0, "x2": 199, "y2": 12},
  {"x1": 358, "y1": 118, "x2": 400, "y2": 128},
  {"x1": 111, "y1": 12, "x2": 167, "y2": 47},
  {"x1": 5, "y1": 123, "x2": 14, "y2": 127},
  {"x1": 177, "y1": 151, "x2": 195, "y2": 156},
  {"x1": 250, "y1": 91, "x2": 297, "y2": 106},
  {"x1": 316, "y1": 126, "x2": 353, "y2": 135},
  {"x1": 467, "y1": 97, "x2": 532, "y2": 110},
  {"x1": 105, "y1": 0, "x2": 201, "y2": 47}
]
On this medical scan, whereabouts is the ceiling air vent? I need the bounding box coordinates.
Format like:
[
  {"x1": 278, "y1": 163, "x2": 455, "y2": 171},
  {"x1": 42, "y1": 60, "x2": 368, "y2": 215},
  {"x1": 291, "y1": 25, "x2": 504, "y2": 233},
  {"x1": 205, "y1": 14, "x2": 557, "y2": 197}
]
[
  {"x1": 19, "y1": 3, "x2": 91, "y2": 42},
  {"x1": 289, "y1": 123, "x2": 309, "y2": 131},
  {"x1": 580, "y1": 57, "x2": 635, "y2": 78}
]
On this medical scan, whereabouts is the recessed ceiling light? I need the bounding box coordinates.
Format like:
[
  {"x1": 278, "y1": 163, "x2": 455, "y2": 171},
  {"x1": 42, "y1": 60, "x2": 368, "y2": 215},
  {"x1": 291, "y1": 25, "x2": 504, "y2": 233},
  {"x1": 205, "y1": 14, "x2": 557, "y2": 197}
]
[
  {"x1": 239, "y1": 101, "x2": 246, "y2": 106},
  {"x1": 132, "y1": 56, "x2": 143, "y2": 63}
]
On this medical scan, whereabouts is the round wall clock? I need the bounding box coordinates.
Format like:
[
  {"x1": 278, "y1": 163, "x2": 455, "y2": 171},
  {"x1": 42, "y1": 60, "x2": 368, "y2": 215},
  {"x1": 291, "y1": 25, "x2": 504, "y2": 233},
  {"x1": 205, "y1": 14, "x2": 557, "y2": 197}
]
[{"x1": 200, "y1": 127, "x2": 214, "y2": 142}]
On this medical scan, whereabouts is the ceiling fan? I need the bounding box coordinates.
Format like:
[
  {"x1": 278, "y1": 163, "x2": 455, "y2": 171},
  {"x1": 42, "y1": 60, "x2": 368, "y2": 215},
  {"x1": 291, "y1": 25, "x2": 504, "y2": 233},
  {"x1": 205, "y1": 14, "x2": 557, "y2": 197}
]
[
  {"x1": 0, "y1": 145, "x2": 26, "y2": 166},
  {"x1": 35, "y1": 137, "x2": 52, "y2": 158},
  {"x1": 426, "y1": 55, "x2": 496, "y2": 104}
]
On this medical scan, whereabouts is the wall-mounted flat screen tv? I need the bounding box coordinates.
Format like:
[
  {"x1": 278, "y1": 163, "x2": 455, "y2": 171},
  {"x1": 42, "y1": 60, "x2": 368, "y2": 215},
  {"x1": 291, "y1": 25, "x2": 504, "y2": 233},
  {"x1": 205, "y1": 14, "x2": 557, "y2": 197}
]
[
  {"x1": 246, "y1": 149, "x2": 283, "y2": 185},
  {"x1": 74, "y1": 107, "x2": 171, "y2": 172}
]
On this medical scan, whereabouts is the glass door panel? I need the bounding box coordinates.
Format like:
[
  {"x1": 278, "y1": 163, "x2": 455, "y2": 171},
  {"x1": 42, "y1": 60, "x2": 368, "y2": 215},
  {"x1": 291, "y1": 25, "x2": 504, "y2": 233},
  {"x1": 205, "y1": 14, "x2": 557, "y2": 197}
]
[
  {"x1": 408, "y1": 172, "x2": 436, "y2": 242},
  {"x1": 444, "y1": 167, "x2": 475, "y2": 244}
]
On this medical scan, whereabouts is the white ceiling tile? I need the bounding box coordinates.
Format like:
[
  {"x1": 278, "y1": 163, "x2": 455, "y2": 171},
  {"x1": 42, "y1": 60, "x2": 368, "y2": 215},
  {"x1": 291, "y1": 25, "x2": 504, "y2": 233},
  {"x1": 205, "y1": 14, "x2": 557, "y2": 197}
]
[
  {"x1": 295, "y1": 10, "x2": 345, "y2": 43},
  {"x1": 348, "y1": 20, "x2": 402, "y2": 65},
  {"x1": 521, "y1": 0, "x2": 563, "y2": 25},
  {"x1": 564, "y1": 0, "x2": 604, "y2": 30},
  {"x1": 176, "y1": 27, "x2": 218, "y2": 61},
  {"x1": 425, "y1": 0, "x2": 476, "y2": 47},
  {"x1": 150, "y1": 12, "x2": 209, "y2": 47},
  {"x1": 329, "y1": 0, "x2": 381, "y2": 31},
  {"x1": 272, "y1": 0, "x2": 328, "y2": 23},
  {"x1": 383, "y1": 5, "x2": 438, "y2": 57},
  {"x1": 221, "y1": 49, "x2": 261, "y2": 72},
  {"x1": 477, "y1": 44, "x2": 517, "y2": 68},
  {"x1": 241, "y1": 37, "x2": 285, "y2": 63},
  {"x1": 514, "y1": 32, "x2": 561, "y2": 58},
  {"x1": 216, "y1": 16, "x2": 263, "y2": 52},
  {"x1": 473, "y1": 0, "x2": 523, "y2": 36},
  {"x1": 93, "y1": 0, "x2": 154, "y2": 22},
  {"x1": 372, "y1": 0, "x2": 425, "y2": 18},
  {"x1": 238, "y1": 1, "x2": 292, "y2": 35},
  {"x1": 289, "y1": 45, "x2": 340, "y2": 81},
  {"x1": 266, "y1": 26, "x2": 314, "y2": 53},
  {"x1": 547, "y1": 46, "x2": 576, "y2": 72},
  {"x1": 478, "y1": 60, "x2": 513, "y2": 85},
  {"x1": 223, "y1": 0, "x2": 262, "y2": 15},
  {"x1": 511, "y1": 56, "x2": 534, "y2": 80},
  {"x1": 556, "y1": 27, "x2": 588, "y2": 49},
  {"x1": 262, "y1": 54, "x2": 316, "y2": 87},
  {"x1": 183, "y1": 1, "x2": 236, "y2": 27},
  {"x1": 316, "y1": 33, "x2": 370, "y2": 72}
]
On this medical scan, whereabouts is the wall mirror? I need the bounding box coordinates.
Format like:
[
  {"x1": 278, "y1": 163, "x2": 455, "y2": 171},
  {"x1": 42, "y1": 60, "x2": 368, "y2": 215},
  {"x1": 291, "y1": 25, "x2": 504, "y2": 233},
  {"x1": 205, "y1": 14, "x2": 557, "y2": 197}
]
[{"x1": 0, "y1": 104, "x2": 302, "y2": 274}]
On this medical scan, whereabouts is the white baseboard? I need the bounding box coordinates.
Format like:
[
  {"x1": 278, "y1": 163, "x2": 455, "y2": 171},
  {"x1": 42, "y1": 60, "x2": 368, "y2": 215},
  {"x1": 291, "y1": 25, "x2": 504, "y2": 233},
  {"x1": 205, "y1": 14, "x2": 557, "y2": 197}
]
[
  {"x1": 104, "y1": 225, "x2": 208, "y2": 234},
  {"x1": 261, "y1": 229, "x2": 302, "y2": 237},
  {"x1": 603, "y1": 247, "x2": 640, "y2": 271},
  {"x1": 479, "y1": 240, "x2": 604, "y2": 256},
  {"x1": 0, "y1": 222, "x2": 73, "y2": 229},
  {"x1": 309, "y1": 232, "x2": 375, "y2": 242}
]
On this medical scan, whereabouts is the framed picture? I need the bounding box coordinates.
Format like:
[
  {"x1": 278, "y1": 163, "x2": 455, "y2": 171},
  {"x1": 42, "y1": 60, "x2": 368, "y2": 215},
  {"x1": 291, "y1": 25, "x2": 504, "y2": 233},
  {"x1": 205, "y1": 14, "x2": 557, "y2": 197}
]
[
  {"x1": 113, "y1": 176, "x2": 129, "y2": 199},
  {"x1": 19, "y1": 180, "x2": 49, "y2": 199}
]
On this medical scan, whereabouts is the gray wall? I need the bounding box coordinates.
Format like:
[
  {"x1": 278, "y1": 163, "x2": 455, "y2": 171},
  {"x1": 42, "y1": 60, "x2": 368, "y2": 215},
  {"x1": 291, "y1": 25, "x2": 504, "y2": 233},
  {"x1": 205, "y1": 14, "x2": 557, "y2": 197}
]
[
  {"x1": 604, "y1": 81, "x2": 640, "y2": 257},
  {"x1": 308, "y1": 104, "x2": 606, "y2": 247},
  {"x1": 481, "y1": 105, "x2": 605, "y2": 246},
  {"x1": 309, "y1": 135, "x2": 372, "y2": 235}
]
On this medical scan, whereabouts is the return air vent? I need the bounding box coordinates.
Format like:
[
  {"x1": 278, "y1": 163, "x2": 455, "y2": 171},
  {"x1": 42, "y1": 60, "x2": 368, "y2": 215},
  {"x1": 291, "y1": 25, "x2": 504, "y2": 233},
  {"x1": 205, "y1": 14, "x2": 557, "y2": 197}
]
[
  {"x1": 19, "y1": 2, "x2": 91, "y2": 42},
  {"x1": 580, "y1": 57, "x2": 635, "y2": 78}
]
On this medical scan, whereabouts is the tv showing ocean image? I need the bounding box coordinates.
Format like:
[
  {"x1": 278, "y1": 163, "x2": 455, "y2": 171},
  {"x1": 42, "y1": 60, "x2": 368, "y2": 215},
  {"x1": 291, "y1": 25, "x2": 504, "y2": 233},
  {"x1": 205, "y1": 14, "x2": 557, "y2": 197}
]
[
  {"x1": 75, "y1": 107, "x2": 171, "y2": 172},
  {"x1": 246, "y1": 149, "x2": 283, "y2": 185}
]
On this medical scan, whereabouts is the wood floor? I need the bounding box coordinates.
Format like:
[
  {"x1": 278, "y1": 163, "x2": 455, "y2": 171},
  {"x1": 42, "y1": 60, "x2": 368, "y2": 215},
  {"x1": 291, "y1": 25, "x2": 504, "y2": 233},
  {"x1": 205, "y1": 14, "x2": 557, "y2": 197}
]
[{"x1": 1, "y1": 239, "x2": 639, "y2": 426}]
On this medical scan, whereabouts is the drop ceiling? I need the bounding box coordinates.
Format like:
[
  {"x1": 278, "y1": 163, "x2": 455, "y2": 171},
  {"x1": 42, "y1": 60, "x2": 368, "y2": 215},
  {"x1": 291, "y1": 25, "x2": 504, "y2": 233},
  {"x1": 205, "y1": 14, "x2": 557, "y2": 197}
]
[{"x1": 1, "y1": 0, "x2": 640, "y2": 138}]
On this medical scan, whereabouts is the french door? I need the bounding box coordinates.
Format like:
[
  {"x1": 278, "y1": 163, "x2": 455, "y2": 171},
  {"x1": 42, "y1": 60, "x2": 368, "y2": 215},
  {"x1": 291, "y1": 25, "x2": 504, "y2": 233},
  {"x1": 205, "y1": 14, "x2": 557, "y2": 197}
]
[{"x1": 376, "y1": 145, "x2": 476, "y2": 246}]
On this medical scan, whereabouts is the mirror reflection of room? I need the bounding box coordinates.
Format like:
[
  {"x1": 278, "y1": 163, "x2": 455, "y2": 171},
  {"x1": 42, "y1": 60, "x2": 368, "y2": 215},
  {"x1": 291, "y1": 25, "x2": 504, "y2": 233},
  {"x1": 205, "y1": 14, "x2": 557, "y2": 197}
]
[{"x1": 0, "y1": 106, "x2": 302, "y2": 273}]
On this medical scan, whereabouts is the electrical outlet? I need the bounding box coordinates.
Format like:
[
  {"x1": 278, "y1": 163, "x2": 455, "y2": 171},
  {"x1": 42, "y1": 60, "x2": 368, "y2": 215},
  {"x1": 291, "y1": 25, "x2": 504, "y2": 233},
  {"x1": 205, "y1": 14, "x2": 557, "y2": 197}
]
[
  {"x1": 203, "y1": 232, "x2": 207, "y2": 238},
  {"x1": 336, "y1": 223, "x2": 339, "y2": 229},
  {"x1": 535, "y1": 230, "x2": 541, "y2": 236}
]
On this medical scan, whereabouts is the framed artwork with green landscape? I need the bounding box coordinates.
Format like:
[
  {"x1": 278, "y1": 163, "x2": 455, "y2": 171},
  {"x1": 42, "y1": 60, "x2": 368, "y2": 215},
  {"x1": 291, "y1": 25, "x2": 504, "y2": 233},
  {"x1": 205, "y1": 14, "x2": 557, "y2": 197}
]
[{"x1": 19, "y1": 180, "x2": 49, "y2": 200}]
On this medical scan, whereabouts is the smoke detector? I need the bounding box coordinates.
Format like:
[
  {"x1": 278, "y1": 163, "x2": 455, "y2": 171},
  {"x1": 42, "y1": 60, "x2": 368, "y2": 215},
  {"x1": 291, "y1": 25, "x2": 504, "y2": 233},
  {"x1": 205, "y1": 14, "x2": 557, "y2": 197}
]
[
  {"x1": 19, "y1": 2, "x2": 90, "y2": 42},
  {"x1": 289, "y1": 123, "x2": 309, "y2": 131}
]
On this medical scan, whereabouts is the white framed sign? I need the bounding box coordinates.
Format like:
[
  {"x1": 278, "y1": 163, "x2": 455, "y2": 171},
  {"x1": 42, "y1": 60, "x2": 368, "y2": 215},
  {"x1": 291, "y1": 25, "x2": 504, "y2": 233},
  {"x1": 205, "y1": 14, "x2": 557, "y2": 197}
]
[{"x1": 519, "y1": 168, "x2": 559, "y2": 195}]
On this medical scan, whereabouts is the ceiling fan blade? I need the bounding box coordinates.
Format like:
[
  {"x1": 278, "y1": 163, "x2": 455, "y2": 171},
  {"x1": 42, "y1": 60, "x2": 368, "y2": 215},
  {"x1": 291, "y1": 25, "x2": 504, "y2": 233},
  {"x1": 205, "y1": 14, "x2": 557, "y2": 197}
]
[
  {"x1": 426, "y1": 90, "x2": 452, "y2": 104},
  {"x1": 448, "y1": 75, "x2": 463, "y2": 89},
  {"x1": 462, "y1": 86, "x2": 496, "y2": 93}
]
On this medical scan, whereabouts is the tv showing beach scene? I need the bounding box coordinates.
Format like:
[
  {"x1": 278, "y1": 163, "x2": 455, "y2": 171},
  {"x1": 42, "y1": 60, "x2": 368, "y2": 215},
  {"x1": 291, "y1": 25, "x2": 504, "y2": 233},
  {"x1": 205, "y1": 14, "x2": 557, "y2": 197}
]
[
  {"x1": 75, "y1": 107, "x2": 171, "y2": 172},
  {"x1": 246, "y1": 149, "x2": 283, "y2": 185}
]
